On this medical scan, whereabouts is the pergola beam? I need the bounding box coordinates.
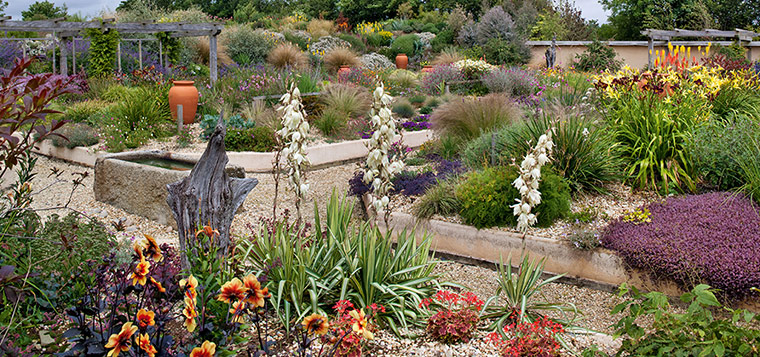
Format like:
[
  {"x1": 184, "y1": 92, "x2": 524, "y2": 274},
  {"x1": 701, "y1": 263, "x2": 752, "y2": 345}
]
[{"x1": 0, "y1": 19, "x2": 224, "y2": 38}]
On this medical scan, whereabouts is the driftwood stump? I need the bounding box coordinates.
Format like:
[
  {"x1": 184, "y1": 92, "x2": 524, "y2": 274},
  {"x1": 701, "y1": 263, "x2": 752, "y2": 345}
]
[{"x1": 166, "y1": 118, "x2": 258, "y2": 269}]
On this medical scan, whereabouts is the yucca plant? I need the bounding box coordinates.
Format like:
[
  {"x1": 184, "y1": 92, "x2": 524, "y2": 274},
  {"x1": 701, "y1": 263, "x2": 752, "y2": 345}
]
[
  {"x1": 482, "y1": 254, "x2": 580, "y2": 330},
  {"x1": 339, "y1": 226, "x2": 440, "y2": 335}
]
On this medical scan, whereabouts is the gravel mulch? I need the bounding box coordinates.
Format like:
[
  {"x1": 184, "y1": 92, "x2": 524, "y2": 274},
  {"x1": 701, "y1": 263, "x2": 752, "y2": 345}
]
[{"x1": 23, "y1": 154, "x2": 625, "y2": 355}]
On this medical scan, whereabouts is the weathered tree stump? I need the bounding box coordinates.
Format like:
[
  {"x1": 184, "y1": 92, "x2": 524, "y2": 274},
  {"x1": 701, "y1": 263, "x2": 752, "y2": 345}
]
[{"x1": 166, "y1": 117, "x2": 258, "y2": 269}]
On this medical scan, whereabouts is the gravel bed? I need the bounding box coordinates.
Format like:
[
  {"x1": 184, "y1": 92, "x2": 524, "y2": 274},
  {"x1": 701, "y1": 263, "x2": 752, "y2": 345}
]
[{"x1": 23, "y1": 154, "x2": 625, "y2": 355}]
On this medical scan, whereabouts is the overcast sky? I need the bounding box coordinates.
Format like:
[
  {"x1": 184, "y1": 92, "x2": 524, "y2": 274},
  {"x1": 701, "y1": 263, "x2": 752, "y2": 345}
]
[{"x1": 6, "y1": 0, "x2": 610, "y2": 23}]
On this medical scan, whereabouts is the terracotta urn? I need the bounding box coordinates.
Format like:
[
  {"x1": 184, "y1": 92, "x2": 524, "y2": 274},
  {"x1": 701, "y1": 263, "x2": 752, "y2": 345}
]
[
  {"x1": 338, "y1": 65, "x2": 351, "y2": 76},
  {"x1": 168, "y1": 80, "x2": 199, "y2": 125},
  {"x1": 396, "y1": 53, "x2": 408, "y2": 69},
  {"x1": 421, "y1": 65, "x2": 433, "y2": 73}
]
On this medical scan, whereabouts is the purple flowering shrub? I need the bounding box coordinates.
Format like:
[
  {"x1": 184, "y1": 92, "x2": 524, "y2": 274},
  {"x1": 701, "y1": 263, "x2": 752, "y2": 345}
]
[
  {"x1": 421, "y1": 65, "x2": 467, "y2": 95},
  {"x1": 401, "y1": 114, "x2": 432, "y2": 131},
  {"x1": 349, "y1": 158, "x2": 465, "y2": 198},
  {"x1": 602, "y1": 192, "x2": 760, "y2": 299}
]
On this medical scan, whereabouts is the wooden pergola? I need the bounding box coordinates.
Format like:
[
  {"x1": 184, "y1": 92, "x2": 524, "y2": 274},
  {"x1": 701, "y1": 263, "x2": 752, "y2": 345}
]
[
  {"x1": 0, "y1": 16, "x2": 224, "y2": 83},
  {"x1": 642, "y1": 28, "x2": 759, "y2": 69}
]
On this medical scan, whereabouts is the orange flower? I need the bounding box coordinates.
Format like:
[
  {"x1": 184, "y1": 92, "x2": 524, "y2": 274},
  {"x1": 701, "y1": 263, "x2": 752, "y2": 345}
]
[
  {"x1": 133, "y1": 242, "x2": 144, "y2": 258},
  {"x1": 349, "y1": 309, "x2": 374, "y2": 340},
  {"x1": 104, "y1": 322, "x2": 138, "y2": 357},
  {"x1": 142, "y1": 234, "x2": 163, "y2": 262},
  {"x1": 149, "y1": 277, "x2": 166, "y2": 293},
  {"x1": 136, "y1": 309, "x2": 155, "y2": 329},
  {"x1": 229, "y1": 301, "x2": 246, "y2": 324},
  {"x1": 183, "y1": 296, "x2": 198, "y2": 332},
  {"x1": 302, "y1": 313, "x2": 329, "y2": 336},
  {"x1": 196, "y1": 225, "x2": 219, "y2": 238},
  {"x1": 189, "y1": 340, "x2": 216, "y2": 357},
  {"x1": 135, "y1": 333, "x2": 157, "y2": 357},
  {"x1": 180, "y1": 275, "x2": 198, "y2": 291},
  {"x1": 131, "y1": 256, "x2": 150, "y2": 286},
  {"x1": 242, "y1": 274, "x2": 269, "y2": 308},
  {"x1": 217, "y1": 278, "x2": 247, "y2": 304}
]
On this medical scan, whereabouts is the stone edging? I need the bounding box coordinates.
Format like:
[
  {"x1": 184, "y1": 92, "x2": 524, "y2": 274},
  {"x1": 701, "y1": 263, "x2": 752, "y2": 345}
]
[{"x1": 33, "y1": 130, "x2": 433, "y2": 173}]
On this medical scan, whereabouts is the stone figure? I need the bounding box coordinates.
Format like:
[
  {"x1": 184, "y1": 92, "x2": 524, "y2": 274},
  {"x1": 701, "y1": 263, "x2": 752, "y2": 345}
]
[{"x1": 545, "y1": 34, "x2": 557, "y2": 68}]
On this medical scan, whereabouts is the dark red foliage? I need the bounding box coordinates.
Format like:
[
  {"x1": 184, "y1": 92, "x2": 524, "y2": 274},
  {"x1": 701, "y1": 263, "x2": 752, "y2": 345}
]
[
  {"x1": 702, "y1": 55, "x2": 751, "y2": 72},
  {"x1": 602, "y1": 192, "x2": 760, "y2": 299},
  {"x1": 422, "y1": 290, "x2": 483, "y2": 344}
]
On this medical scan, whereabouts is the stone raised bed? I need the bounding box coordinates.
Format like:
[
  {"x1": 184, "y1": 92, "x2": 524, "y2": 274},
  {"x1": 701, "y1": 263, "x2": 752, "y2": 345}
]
[
  {"x1": 35, "y1": 130, "x2": 434, "y2": 172},
  {"x1": 366, "y1": 198, "x2": 760, "y2": 310},
  {"x1": 94, "y1": 150, "x2": 245, "y2": 228}
]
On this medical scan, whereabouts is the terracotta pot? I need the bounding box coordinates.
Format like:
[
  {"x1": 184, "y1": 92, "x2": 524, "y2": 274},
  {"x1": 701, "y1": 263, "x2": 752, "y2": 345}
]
[
  {"x1": 338, "y1": 65, "x2": 351, "y2": 76},
  {"x1": 396, "y1": 53, "x2": 408, "y2": 70},
  {"x1": 421, "y1": 65, "x2": 433, "y2": 73},
  {"x1": 168, "y1": 80, "x2": 198, "y2": 125}
]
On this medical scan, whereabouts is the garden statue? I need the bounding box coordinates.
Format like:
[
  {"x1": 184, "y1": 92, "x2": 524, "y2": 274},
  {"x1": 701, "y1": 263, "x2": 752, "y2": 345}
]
[
  {"x1": 167, "y1": 113, "x2": 258, "y2": 269},
  {"x1": 545, "y1": 34, "x2": 557, "y2": 68}
]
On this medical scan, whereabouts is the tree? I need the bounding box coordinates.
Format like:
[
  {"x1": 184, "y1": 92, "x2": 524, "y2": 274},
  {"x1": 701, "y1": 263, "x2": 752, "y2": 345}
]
[
  {"x1": 21, "y1": 1, "x2": 68, "y2": 21},
  {"x1": 708, "y1": 0, "x2": 760, "y2": 30},
  {"x1": 0, "y1": 1, "x2": 8, "y2": 17},
  {"x1": 601, "y1": 0, "x2": 714, "y2": 40}
]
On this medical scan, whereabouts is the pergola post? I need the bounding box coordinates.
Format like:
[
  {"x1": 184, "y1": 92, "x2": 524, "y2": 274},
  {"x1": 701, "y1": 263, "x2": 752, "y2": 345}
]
[
  {"x1": 59, "y1": 36, "x2": 68, "y2": 75},
  {"x1": 117, "y1": 41, "x2": 122, "y2": 72},
  {"x1": 138, "y1": 39, "x2": 143, "y2": 70},
  {"x1": 209, "y1": 33, "x2": 218, "y2": 84},
  {"x1": 159, "y1": 40, "x2": 163, "y2": 68},
  {"x1": 72, "y1": 38, "x2": 76, "y2": 73},
  {"x1": 647, "y1": 38, "x2": 654, "y2": 70},
  {"x1": 52, "y1": 32, "x2": 56, "y2": 74}
]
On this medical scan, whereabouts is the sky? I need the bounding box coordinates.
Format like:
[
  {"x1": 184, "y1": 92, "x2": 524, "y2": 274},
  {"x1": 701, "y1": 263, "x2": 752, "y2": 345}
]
[{"x1": 6, "y1": 0, "x2": 610, "y2": 23}]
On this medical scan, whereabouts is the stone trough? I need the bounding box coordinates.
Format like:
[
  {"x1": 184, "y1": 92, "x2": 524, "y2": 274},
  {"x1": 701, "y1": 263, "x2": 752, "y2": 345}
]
[{"x1": 93, "y1": 150, "x2": 246, "y2": 228}]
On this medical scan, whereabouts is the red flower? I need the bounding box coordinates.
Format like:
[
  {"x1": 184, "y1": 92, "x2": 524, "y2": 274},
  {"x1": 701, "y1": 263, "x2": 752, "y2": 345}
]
[
  {"x1": 136, "y1": 309, "x2": 155, "y2": 329},
  {"x1": 131, "y1": 256, "x2": 150, "y2": 286},
  {"x1": 104, "y1": 322, "x2": 137, "y2": 357},
  {"x1": 217, "y1": 278, "x2": 247, "y2": 303},
  {"x1": 135, "y1": 333, "x2": 157, "y2": 357}
]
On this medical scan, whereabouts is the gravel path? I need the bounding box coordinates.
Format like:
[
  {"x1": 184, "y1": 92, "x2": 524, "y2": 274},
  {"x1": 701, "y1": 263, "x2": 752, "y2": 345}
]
[{"x1": 24, "y1": 154, "x2": 625, "y2": 355}]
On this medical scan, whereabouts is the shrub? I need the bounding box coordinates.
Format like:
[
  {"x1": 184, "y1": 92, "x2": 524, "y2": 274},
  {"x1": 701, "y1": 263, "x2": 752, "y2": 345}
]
[
  {"x1": 315, "y1": 107, "x2": 347, "y2": 136},
  {"x1": 480, "y1": 67, "x2": 541, "y2": 97},
  {"x1": 102, "y1": 85, "x2": 173, "y2": 150},
  {"x1": 51, "y1": 123, "x2": 99, "y2": 148},
  {"x1": 464, "y1": 107, "x2": 622, "y2": 192},
  {"x1": 456, "y1": 166, "x2": 570, "y2": 229},
  {"x1": 102, "y1": 84, "x2": 136, "y2": 102},
  {"x1": 483, "y1": 37, "x2": 531, "y2": 66},
  {"x1": 283, "y1": 30, "x2": 311, "y2": 50},
  {"x1": 225, "y1": 126, "x2": 276, "y2": 152},
  {"x1": 359, "y1": 52, "x2": 395, "y2": 70},
  {"x1": 710, "y1": 87, "x2": 760, "y2": 122},
  {"x1": 413, "y1": 179, "x2": 461, "y2": 219},
  {"x1": 689, "y1": 116, "x2": 759, "y2": 190},
  {"x1": 64, "y1": 100, "x2": 108, "y2": 124},
  {"x1": 392, "y1": 99, "x2": 416, "y2": 118},
  {"x1": 430, "y1": 29, "x2": 455, "y2": 53},
  {"x1": 422, "y1": 290, "x2": 483, "y2": 344},
  {"x1": 323, "y1": 47, "x2": 360, "y2": 72},
  {"x1": 408, "y1": 94, "x2": 426, "y2": 106},
  {"x1": 387, "y1": 69, "x2": 419, "y2": 92},
  {"x1": 321, "y1": 83, "x2": 371, "y2": 117},
  {"x1": 337, "y1": 33, "x2": 366, "y2": 54},
  {"x1": 199, "y1": 114, "x2": 256, "y2": 139},
  {"x1": 602, "y1": 192, "x2": 760, "y2": 298},
  {"x1": 574, "y1": 40, "x2": 621, "y2": 72},
  {"x1": 430, "y1": 93, "x2": 522, "y2": 143},
  {"x1": 612, "y1": 284, "x2": 760, "y2": 356},
  {"x1": 268, "y1": 43, "x2": 308, "y2": 69},
  {"x1": 476, "y1": 6, "x2": 515, "y2": 44},
  {"x1": 309, "y1": 36, "x2": 350, "y2": 59},
  {"x1": 223, "y1": 26, "x2": 274, "y2": 65},
  {"x1": 365, "y1": 32, "x2": 393, "y2": 47},
  {"x1": 390, "y1": 34, "x2": 419, "y2": 58},
  {"x1": 307, "y1": 19, "x2": 334, "y2": 38}
]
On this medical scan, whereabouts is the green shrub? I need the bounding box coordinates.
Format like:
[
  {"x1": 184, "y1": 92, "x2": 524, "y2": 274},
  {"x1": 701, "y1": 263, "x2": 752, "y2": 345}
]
[
  {"x1": 225, "y1": 126, "x2": 276, "y2": 152},
  {"x1": 456, "y1": 166, "x2": 570, "y2": 229},
  {"x1": 541, "y1": 72, "x2": 593, "y2": 108},
  {"x1": 102, "y1": 84, "x2": 137, "y2": 102},
  {"x1": 612, "y1": 284, "x2": 760, "y2": 356},
  {"x1": 64, "y1": 100, "x2": 108, "y2": 123},
  {"x1": 101, "y1": 85, "x2": 173, "y2": 151},
  {"x1": 408, "y1": 94, "x2": 426, "y2": 106},
  {"x1": 337, "y1": 33, "x2": 366, "y2": 53},
  {"x1": 710, "y1": 87, "x2": 760, "y2": 122},
  {"x1": 430, "y1": 93, "x2": 523, "y2": 144},
  {"x1": 200, "y1": 114, "x2": 256, "y2": 139},
  {"x1": 51, "y1": 123, "x2": 99, "y2": 149},
  {"x1": 413, "y1": 180, "x2": 461, "y2": 219},
  {"x1": 431, "y1": 29, "x2": 455, "y2": 53},
  {"x1": 315, "y1": 107, "x2": 347, "y2": 136},
  {"x1": 574, "y1": 40, "x2": 621, "y2": 72},
  {"x1": 463, "y1": 108, "x2": 622, "y2": 192},
  {"x1": 392, "y1": 99, "x2": 416, "y2": 118},
  {"x1": 390, "y1": 34, "x2": 419, "y2": 58},
  {"x1": 224, "y1": 26, "x2": 274, "y2": 65},
  {"x1": 483, "y1": 37, "x2": 531, "y2": 66},
  {"x1": 689, "y1": 116, "x2": 759, "y2": 190},
  {"x1": 366, "y1": 32, "x2": 392, "y2": 48},
  {"x1": 283, "y1": 31, "x2": 310, "y2": 51}
]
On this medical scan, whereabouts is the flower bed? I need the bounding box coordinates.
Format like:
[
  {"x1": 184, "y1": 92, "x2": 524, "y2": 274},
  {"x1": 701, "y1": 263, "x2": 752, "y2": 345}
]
[{"x1": 602, "y1": 192, "x2": 760, "y2": 299}]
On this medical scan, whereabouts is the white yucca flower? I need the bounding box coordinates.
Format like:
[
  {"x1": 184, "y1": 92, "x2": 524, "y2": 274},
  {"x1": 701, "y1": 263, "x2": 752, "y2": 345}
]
[
  {"x1": 277, "y1": 83, "x2": 310, "y2": 201},
  {"x1": 364, "y1": 82, "x2": 403, "y2": 212},
  {"x1": 510, "y1": 128, "x2": 554, "y2": 233}
]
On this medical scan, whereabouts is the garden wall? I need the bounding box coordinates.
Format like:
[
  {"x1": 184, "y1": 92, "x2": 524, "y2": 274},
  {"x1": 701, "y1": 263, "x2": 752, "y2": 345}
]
[
  {"x1": 33, "y1": 130, "x2": 433, "y2": 172},
  {"x1": 527, "y1": 41, "x2": 760, "y2": 69}
]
